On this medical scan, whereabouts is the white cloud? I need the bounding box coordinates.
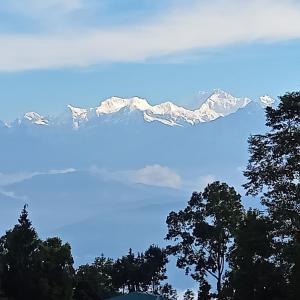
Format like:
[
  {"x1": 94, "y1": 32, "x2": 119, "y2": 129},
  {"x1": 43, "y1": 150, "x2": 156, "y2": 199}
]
[
  {"x1": 2, "y1": 0, "x2": 83, "y2": 15},
  {"x1": 0, "y1": 188, "x2": 27, "y2": 200},
  {"x1": 132, "y1": 165, "x2": 182, "y2": 189},
  {"x1": 90, "y1": 165, "x2": 182, "y2": 189},
  {"x1": 0, "y1": 0, "x2": 86, "y2": 32},
  {"x1": 48, "y1": 168, "x2": 77, "y2": 175},
  {"x1": 0, "y1": 168, "x2": 76, "y2": 186},
  {"x1": 0, "y1": 172, "x2": 39, "y2": 186},
  {"x1": 1, "y1": 0, "x2": 300, "y2": 71},
  {"x1": 90, "y1": 165, "x2": 218, "y2": 191}
]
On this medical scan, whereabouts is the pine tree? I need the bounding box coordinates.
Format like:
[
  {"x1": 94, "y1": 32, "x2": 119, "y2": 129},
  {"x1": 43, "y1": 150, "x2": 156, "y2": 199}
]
[
  {"x1": 1, "y1": 205, "x2": 40, "y2": 300},
  {"x1": 0, "y1": 206, "x2": 74, "y2": 300}
]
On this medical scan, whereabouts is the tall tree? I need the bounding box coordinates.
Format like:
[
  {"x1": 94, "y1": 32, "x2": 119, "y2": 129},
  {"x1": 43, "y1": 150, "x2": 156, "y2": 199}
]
[
  {"x1": 35, "y1": 237, "x2": 74, "y2": 300},
  {"x1": 113, "y1": 249, "x2": 142, "y2": 292},
  {"x1": 288, "y1": 233, "x2": 300, "y2": 299},
  {"x1": 142, "y1": 245, "x2": 168, "y2": 292},
  {"x1": 0, "y1": 205, "x2": 40, "y2": 300},
  {"x1": 243, "y1": 92, "x2": 300, "y2": 298},
  {"x1": 166, "y1": 181, "x2": 243, "y2": 299},
  {"x1": 244, "y1": 92, "x2": 300, "y2": 235},
  {"x1": 0, "y1": 206, "x2": 75, "y2": 300},
  {"x1": 74, "y1": 255, "x2": 117, "y2": 300},
  {"x1": 112, "y1": 246, "x2": 168, "y2": 293},
  {"x1": 224, "y1": 209, "x2": 286, "y2": 300}
]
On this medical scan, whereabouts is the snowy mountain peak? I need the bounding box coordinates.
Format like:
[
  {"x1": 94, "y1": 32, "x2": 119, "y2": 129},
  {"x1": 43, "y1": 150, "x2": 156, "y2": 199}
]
[
  {"x1": 91, "y1": 91, "x2": 252, "y2": 127},
  {"x1": 153, "y1": 101, "x2": 181, "y2": 113},
  {"x1": 4, "y1": 90, "x2": 272, "y2": 129},
  {"x1": 24, "y1": 112, "x2": 49, "y2": 125},
  {"x1": 259, "y1": 95, "x2": 275, "y2": 107},
  {"x1": 67, "y1": 105, "x2": 90, "y2": 129},
  {"x1": 96, "y1": 97, "x2": 151, "y2": 115},
  {"x1": 145, "y1": 102, "x2": 200, "y2": 126},
  {"x1": 212, "y1": 88, "x2": 232, "y2": 97},
  {"x1": 201, "y1": 90, "x2": 252, "y2": 117},
  {"x1": 68, "y1": 105, "x2": 89, "y2": 119}
]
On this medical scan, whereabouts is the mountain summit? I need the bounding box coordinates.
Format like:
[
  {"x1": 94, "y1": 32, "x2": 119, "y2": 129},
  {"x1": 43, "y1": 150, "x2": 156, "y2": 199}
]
[{"x1": 9, "y1": 90, "x2": 275, "y2": 129}]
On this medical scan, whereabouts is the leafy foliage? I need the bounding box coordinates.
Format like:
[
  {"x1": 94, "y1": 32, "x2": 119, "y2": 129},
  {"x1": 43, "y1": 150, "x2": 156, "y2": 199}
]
[
  {"x1": 243, "y1": 92, "x2": 300, "y2": 299},
  {"x1": 183, "y1": 289, "x2": 195, "y2": 300},
  {"x1": 224, "y1": 210, "x2": 286, "y2": 300},
  {"x1": 0, "y1": 206, "x2": 74, "y2": 300},
  {"x1": 35, "y1": 237, "x2": 74, "y2": 300},
  {"x1": 74, "y1": 255, "x2": 117, "y2": 300},
  {"x1": 166, "y1": 181, "x2": 243, "y2": 298},
  {"x1": 244, "y1": 92, "x2": 300, "y2": 234},
  {"x1": 112, "y1": 246, "x2": 168, "y2": 293},
  {"x1": 158, "y1": 283, "x2": 177, "y2": 300}
]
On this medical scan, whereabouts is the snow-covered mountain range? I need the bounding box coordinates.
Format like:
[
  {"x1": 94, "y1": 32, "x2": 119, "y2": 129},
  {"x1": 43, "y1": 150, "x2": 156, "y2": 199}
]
[
  {"x1": 0, "y1": 89, "x2": 274, "y2": 282},
  {"x1": 5, "y1": 90, "x2": 275, "y2": 129}
]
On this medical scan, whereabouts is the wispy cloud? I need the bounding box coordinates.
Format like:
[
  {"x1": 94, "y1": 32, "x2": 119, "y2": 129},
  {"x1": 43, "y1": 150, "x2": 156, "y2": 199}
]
[
  {"x1": 1, "y1": 0, "x2": 83, "y2": 16},
  {"x1": 0, "y1": 188, "x2": 27, "y2": 200},
  {"x1": 0, "y1": 168, "x2": 76, "y2": 187},
  {"x1": 1, "y1": 0, "x2": 300, "y2": 71}
]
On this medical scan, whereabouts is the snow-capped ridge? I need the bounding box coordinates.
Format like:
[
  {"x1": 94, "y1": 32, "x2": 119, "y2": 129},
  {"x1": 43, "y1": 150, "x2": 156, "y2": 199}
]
[
  {"x1": 33, "y1": 90, "x2": 257, "y2": 128},
  {"x1": 23, "y1": 112, "x2": 49, "y2": 125},
  {"x1": 93, "y1": 90, "x2": 252, "y2": 126},
  {"x1": 67, "y1": 105, "x2": 92, "y2": 129},
  {"x1": 200, "y1": 89, "x2": 252, "y2": 116},
  {"x1": 96, "y1": 96, "x2": 151, "y2": 115},
  {"x1": 68, "y1": 105, "x2": 89, "y2": 120},
  {"x1": 4, "y1": 90, "x2": 272, "y2": 129}
]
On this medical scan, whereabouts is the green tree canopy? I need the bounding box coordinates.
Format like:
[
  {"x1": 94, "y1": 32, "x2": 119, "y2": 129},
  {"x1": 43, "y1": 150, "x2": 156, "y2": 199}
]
[
  {"x1": 166, "y1": 181, "x2": 243, "y2": 299},
  {"x1": 0, "y1": 206, "x2": 74, "y2": 300},
  {"x1": 243, "y1": 92, "x2": 300, "y2": 299},
  {"x1": 142, "y1": 245, "x2": 168, "y2": 292},
  {"x1": 244, "y1": 92, "x2": 300, "y2": 235},
  {"x1": 183, "y1": 289, "x2": 195, "y2": 300},
  {"x1": 0, "y1": 205, "x2": 40, "y2": 300},
  {"x1": 35, "y1": 237, "x2": 74, "y2": 300},
  {"x1": 158, "y1": 283, "x2": 177, "y2": 300},
  {"x1": 112, "y1": 246, "x2": 168, "y2": 293},
  {"x1": 224, "y1": 209, "x2": 286, "y2": 300},
  {"x1": 74, "y1": 255, "x2": 117, "y2": 300}
]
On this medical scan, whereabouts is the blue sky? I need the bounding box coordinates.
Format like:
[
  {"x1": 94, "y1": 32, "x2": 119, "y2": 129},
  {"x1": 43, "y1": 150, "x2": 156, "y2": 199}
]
[{"x1": 1, "y1": 0, "x2": 300, "y2": 121}]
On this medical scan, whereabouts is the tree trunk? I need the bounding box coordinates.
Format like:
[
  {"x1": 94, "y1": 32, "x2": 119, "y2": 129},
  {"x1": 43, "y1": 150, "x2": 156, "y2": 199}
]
[{"x1": 217, "y1": 276, "x2": 221, "y2": 298}]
